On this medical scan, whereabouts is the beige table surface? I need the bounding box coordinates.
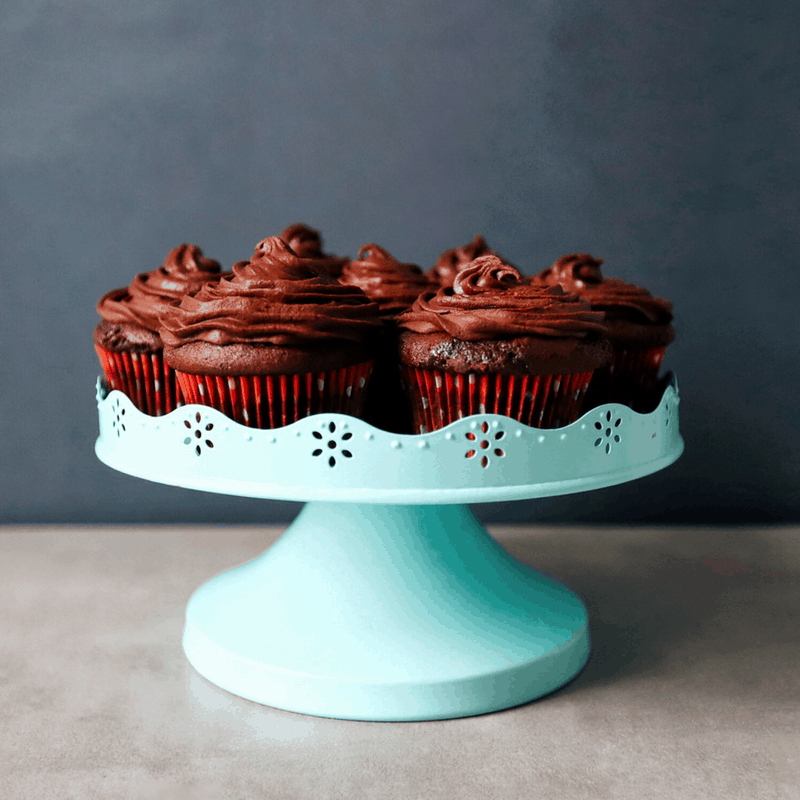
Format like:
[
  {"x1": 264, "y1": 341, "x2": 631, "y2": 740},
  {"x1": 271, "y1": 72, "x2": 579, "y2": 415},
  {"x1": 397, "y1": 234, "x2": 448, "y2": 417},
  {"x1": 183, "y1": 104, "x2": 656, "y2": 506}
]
[{"x1": 1, "y1": 524, "x2": 798, "y2": 799}]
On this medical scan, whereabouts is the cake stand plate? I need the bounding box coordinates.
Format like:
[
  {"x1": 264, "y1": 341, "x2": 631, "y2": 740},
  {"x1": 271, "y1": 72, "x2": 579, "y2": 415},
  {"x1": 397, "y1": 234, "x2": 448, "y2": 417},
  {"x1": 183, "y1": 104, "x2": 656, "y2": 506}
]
[{"x1": 95, "y1": 375, "x2": 683, "y2": 721}]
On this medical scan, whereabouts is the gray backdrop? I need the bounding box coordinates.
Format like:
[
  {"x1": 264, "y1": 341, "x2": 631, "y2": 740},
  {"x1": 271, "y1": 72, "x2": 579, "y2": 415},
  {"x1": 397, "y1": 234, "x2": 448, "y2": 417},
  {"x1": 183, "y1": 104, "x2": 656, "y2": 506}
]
[{"x1": 2, "y1": 0, "x2": 798, "y2": 524}]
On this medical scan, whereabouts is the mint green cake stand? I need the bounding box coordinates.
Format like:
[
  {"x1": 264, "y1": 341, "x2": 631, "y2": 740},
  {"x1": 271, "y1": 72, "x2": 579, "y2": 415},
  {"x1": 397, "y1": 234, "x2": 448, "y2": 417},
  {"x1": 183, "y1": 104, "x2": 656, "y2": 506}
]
[{"x1": 95, "y1": 375, "x2": 683, "y2": 721}]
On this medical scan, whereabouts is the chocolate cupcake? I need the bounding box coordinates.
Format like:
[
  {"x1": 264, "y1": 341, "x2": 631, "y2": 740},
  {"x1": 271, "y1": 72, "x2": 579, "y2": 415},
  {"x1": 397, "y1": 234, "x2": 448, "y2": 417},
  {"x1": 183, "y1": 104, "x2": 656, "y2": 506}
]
[
  {"x1": 280, "y1": 223, "x2": 349, "y2": 279},
  {"x1": 339, "y1": 244, "x2": 433, "y2": 319},
  {"x1": 339, "y1": 244, "x2": 434, "y2": 432},
  {"x1": 94, "y1": 244, "x2": 222, "y2": 415},
  {"x1": 159, "y1": 236, "x2": 383, "y2": 428},
  {"x1": 429, "y1": 234, "x2": 514, "y2": 288},
  {"x1": 397, "y1": 256, "x2": 611, "y2": 433},
  {"x1": 535, "y1": 254, "x2": 674, "y2": 411}
]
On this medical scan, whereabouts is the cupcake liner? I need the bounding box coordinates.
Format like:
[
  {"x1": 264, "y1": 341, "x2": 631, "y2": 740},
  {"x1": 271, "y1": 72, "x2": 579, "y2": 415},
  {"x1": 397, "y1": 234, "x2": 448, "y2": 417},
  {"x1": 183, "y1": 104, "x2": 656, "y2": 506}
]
[
  {"x1": 400, "y1": 367, "x2": 594, "y2": 433},
  {"x1": 583, "y1": 346, "x2": 666, "y2": 412},
  {"x1": 174, "y1": 361, "x2": 375, "y2": 428},
  {"x1": 95, "y1": 345, "x2": 181, "y2": 416}
]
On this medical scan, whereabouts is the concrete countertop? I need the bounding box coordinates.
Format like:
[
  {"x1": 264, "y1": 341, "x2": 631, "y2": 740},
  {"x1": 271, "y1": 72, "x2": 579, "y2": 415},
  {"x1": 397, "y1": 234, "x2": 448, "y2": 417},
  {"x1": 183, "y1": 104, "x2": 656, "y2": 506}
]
[{"x1": 2, "y1": 524, "x2": 798, "y2": 799}]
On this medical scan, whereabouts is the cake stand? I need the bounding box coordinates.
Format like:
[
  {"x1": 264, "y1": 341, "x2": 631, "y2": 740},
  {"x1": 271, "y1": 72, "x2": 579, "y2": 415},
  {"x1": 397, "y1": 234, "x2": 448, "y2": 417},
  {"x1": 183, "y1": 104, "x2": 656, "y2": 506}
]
[{"x1": 95, "y1": 374, "x2": 683, "y2": 721}]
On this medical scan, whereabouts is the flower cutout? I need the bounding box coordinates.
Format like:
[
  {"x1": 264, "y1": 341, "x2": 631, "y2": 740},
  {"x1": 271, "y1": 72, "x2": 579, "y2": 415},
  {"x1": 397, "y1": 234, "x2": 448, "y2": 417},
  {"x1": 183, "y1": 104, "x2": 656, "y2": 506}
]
[
  {"x1": 465, "y1": 421, "x2": 505, "y2": 468},
  {"x1": 594, "y1": 410, "x2": 622, "y2": 454},
  {"x1": 311, "y1": 420, "x2": 353, "y2": 467},
  {"x1": 183, "y1": 411, "x2": 214, "y2": 456},
  {"x1": 110, "y1": 397, "x2": 126, "y2": 438}
]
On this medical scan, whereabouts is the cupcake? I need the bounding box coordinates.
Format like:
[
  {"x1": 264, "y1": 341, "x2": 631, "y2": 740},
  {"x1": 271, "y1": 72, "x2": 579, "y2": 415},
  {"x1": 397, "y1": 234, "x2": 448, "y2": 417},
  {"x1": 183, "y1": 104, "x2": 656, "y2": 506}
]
[
  {"x1": 280, "y1": 223, "x2": 349, "y2": 279},
  {"x1": 397, "y1": 256, "x2": 611, "y2": 432},
  {"x1": 429, "y1": 234, "x2": 514, "y2": 287},
  {"x1": 339, "y1": 244, "x2": 433, "y2": 319},
  {"x1": 94, "y1": 244, "x2": 222, "y2": 415},
  {"x1": 535, "y1": 254, "x2": 674, "y2": 411},
  {"x1": 339, "y1": 244, "x2": 434, "y2": 432},
  {"x1": 159, "y1": 236, "x2": 383, "y2": 428}
]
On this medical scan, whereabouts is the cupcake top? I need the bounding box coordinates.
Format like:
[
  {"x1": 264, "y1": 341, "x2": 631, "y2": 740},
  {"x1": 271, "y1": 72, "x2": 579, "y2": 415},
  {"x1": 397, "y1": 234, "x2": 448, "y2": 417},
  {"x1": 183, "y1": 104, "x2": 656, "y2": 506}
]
[
  {"x1": 339, "y1": 244, "x2": 433, "y2": 318},
  {"x1": 399, "y1": 256, "x2": 608, "y2": 342},
  {"x1": 280, "y1": 223, "x2": 349, "y2": 278},
  {"x1": 398, "y1": 257, "x2": 611, "y2": 376},
  {"x1": 159, "y1": 237, "x2": 382, "y2": 374},
  {"x1": 96, "y1": 244, "x2": 222, "y2": 333},
  {"x1": 429, "y1": 235, "x2": 512, "y2": 287},
  {"x1": 536, "y1": 254, "x2": 673, "y2": 326}
]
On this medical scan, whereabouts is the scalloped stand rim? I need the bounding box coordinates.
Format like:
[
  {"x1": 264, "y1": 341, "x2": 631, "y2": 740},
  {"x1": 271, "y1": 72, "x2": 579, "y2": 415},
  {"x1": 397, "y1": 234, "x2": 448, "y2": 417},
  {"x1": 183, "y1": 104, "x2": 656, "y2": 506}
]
[
  {"x1": 94, "y1": 374, "x2": 682, "y2": 504},
  {"x1": 95, "y1": 372, "x2": 679, "y2": 435}
]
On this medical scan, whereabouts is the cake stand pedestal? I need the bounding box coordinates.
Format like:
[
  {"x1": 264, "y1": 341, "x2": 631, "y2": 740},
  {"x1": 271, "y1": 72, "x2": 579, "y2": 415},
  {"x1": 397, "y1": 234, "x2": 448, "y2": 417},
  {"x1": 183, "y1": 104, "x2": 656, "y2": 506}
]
[{"x1": 95, "y1": 375, "x2": 683, "y2": 721}]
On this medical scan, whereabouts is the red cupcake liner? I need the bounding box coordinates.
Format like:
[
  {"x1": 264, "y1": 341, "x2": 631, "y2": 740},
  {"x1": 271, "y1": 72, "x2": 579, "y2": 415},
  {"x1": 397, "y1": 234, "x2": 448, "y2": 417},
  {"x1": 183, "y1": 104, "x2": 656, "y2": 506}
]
[
  {"x1": 95, "y1": 345, "x2": 181, "y2": 416},
  {"x1": 174, "y1": 361, "x2": 375, "y2": 428},
  {"x1": 399, "y1": 367, "x2": 594, "y2": 433},
  {"x1": 583, "y1": 346, "x2": 666, "y2": 412}
]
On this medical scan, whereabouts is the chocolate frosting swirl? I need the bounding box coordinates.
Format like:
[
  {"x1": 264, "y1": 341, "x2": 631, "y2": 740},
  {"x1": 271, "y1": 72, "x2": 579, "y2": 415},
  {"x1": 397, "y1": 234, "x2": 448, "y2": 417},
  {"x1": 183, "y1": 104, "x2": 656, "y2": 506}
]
[
  {"x1": 398, "y1": 256, "x2": 608, "y2": 341},
  {"x1": 96, "y1": 244, "x2": 222, "y2": 332},
  {"x1": 339, "y1": 244, "x2": 433, "y2": 317},
  {"x1": 537, "y1": 254, "x2": 673, "y2": 324},
  {"x1": 429, "y1": 234, "x2": 514, "y2": 287},
  {"x1": 280, "y1": 223, "x2": 348, "y2": 278},
  {"x1": 159, "y1": 236, "x2": 382, "y2": 347}
]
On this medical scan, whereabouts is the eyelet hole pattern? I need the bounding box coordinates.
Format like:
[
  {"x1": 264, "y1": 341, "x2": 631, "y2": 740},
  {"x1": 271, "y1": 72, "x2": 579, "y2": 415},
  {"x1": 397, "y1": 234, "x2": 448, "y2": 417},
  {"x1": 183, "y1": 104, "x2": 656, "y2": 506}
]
[
  {"x1": 183, "y1": 416, "x2": 214, "y2": 456},
  {"x1": 311, "y1": 420, "x2": 356, "y2": 467},
  {"x1": 465, "y1": 422, "x2": 507, "y2": 468},
  {"x1": 594, "y1": 411, "x2": 623, "y2": 454}
]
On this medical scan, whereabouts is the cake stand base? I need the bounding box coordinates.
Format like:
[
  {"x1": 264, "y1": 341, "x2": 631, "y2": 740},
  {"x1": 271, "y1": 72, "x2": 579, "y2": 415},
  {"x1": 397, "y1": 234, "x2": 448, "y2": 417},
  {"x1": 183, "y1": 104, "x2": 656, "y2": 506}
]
[{"x1": 183, "y1": 502, "x2": 589, "y2": 721}]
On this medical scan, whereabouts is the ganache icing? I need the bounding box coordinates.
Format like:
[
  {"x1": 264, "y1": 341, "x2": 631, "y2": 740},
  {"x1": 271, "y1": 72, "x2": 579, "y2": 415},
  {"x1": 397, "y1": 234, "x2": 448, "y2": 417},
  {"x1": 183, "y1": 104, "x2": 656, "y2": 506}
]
[
  {"x1": 339, "y1": 244, "x2": 433, "y2": 317},
  {"x1": 280, "y1": 223, "x2": 348, "y2": 278},
  {"x1": 96, "y1": 244, "x2": 222, "y2": 331},
  {"x1": 398, "y1": 256, "x2": 608, "y2": 342},
  {"x1": 159, "y1": 236, "x2": 382, "y2": 348},
  {"x1": 536, "y1": 254, "x2": 673, "y2": 325},
  {"x1": 429, "y1": 235, "x2": 510, "y2": 287}
]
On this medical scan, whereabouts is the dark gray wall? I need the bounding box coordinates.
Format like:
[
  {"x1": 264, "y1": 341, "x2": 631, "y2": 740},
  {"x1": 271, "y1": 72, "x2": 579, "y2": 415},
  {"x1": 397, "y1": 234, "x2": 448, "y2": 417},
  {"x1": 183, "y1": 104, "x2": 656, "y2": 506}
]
[{"x1": 2, "y1": 0, "x2": 798, "y2": 524}]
